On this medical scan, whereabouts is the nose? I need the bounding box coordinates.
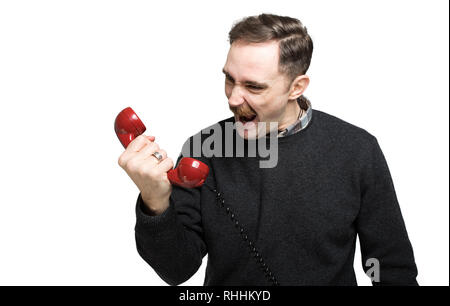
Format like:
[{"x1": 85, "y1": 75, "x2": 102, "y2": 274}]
[{"x1": 228, "y1": 86, "x2": 245, "y2": 107}]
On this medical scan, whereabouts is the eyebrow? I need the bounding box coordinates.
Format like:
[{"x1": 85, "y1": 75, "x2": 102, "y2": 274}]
[{"x1": 222, "y1": 68, "x2": 269, "y2": 89}]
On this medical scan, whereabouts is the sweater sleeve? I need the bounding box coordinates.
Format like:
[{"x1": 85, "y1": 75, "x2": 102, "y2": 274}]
[
  {"x1": 134, "y1": 156, "x2": 207, "y2": 286},
  {"x1": 356, "y1": 136, "x2": 418, "y2": 286}
]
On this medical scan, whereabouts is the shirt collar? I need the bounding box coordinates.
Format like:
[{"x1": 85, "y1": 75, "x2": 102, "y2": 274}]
[{"x1": 277, "y1": 96, "x2": 313, "y2": 137}]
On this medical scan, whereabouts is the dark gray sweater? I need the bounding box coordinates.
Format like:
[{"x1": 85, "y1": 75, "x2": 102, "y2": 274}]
[{"x1": 134, "y1": 109, "x2": 418, "y2": 286}]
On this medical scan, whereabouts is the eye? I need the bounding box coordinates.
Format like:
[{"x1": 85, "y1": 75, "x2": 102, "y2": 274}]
[
  {"x1": 247, "y1": 85, "x2": 263, "y2": 91},
  {"x1": 225, "y1": 75, "x2": 234, "y2": 83}
]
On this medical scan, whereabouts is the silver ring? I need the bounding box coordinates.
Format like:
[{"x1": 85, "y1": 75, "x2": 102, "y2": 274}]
[{"x1": 152, "y1": 151, "x2": 163, "y2": 162}]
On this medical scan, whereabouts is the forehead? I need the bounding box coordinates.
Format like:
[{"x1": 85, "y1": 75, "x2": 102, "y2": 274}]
[{"x1": 224, "y1": 40, "x2": 280, "y2": 81}]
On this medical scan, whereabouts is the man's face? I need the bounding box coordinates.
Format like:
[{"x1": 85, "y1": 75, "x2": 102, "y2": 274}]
[{"x1": 223, "y1": 40, "x2": 293, "y2": 139}]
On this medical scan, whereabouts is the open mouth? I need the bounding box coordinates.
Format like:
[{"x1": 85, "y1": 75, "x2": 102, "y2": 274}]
[{"x1": 239, "y1": 114, "x2": 257, "y2": 123}]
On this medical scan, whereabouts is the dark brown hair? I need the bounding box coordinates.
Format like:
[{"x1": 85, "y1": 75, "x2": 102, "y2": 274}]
[{"x1": 228, "y1": 13, "x2": 313, "y2": 82}]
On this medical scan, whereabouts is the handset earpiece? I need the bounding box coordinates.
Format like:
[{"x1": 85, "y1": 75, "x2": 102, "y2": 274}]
[
  {"x1": 115, "y1": 107, "x2": 209, "y2": 188},
  {"x1": 114, "y1": 107, "x2": 147, "y2": 148}
]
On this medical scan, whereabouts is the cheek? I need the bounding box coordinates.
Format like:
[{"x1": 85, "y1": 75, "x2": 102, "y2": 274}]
[
  {"x1": 252, "y1": 94, "x2": 283, "y2": 119},
  {"x1": 248, "y1": 94, "x2": 270, "y2": 116}
]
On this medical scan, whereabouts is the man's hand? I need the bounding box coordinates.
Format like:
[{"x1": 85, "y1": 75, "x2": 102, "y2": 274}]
[{"x1": 118, "y1": 135, "x2": 174, "y2": 215}]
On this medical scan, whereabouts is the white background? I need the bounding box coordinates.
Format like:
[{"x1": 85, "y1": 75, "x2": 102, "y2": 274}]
[{"x1": 0, "y1": 0, "x2": 448, "y2": 286}]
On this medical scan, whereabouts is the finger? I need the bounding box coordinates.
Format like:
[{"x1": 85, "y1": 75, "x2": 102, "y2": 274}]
[
  {"x1": 146, "y1": 135, "x2": 156, "y2": 142},
  {"x1": 127, "y1": 134, "x2": 150, "y2": 152},
  {"x1": 157, "y1": 157, "x2": 174, "y2": 173},
  {"x1": 144, "y1": 148, "x2": 167, "y2": 162},
  {"x1": 118, "y1": 136, "x2": 146, "y2": 167},
  {"x1": 119, "y1": 135, "x2": 150, "y2": 166},
  {"x1": 136, "y1": 141, "x2": 160, "y2": 162}
]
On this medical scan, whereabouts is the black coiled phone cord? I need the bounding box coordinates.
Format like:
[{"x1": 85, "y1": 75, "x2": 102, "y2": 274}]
[{"x1": 204, "y1": 184, "x2": 280, "y2": 286}]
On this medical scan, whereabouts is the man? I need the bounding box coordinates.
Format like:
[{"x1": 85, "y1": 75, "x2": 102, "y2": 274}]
[{"x1": 118, "y1": 13, "x2": 418, "y2": 285}]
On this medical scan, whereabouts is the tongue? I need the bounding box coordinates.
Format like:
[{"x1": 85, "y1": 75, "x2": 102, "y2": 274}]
[{"x1": 243, "y1": 120, "x2": 256, "y2": 129}]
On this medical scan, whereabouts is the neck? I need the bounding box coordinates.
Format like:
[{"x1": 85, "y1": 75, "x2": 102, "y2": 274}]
[{"x1": 277, "y1": 99, "x2": 301, "y2": 131}]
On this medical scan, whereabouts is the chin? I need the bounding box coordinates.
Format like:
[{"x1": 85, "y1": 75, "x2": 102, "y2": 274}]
[
  {"x1": 237, "y1": 129, "x2": 258, "y2": 140},
  {"x1": 235, "y1": 117, "x2": 268, "y2": 140}
]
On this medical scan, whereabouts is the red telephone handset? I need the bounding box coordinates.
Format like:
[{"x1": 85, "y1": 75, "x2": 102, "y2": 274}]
[{"x1": 115, "y1": 107, "x2": 209, "y2": 188}]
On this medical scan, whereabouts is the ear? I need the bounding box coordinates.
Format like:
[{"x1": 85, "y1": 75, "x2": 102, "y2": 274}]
[{"x1": 287, "y1": 75, "x2": 310, "y2": 100}]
